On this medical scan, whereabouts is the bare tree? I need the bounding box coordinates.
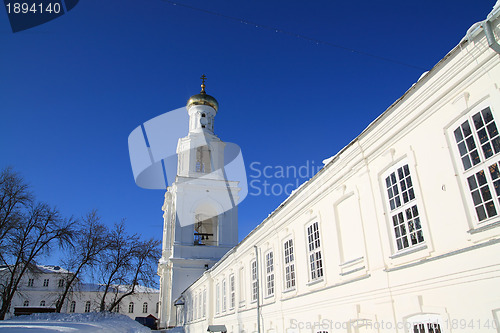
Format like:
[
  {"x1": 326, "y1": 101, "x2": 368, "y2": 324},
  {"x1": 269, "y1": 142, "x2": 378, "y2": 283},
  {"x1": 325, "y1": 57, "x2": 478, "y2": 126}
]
[
  {"x1": 95, "y1": 221, "x2": 161, "y2": 312},
  {"x1": 54, "y1": 210, "x2": 109, "y2": 312},
  {"x1": 0, "y1": 167, "x2": 32, "y2": 250},
  {"x1": 106, "y1": 238, "x2": 161, "y2": 312},
  {"x1": 0, "y1": 201, "x2": 75, "y2": 320}
]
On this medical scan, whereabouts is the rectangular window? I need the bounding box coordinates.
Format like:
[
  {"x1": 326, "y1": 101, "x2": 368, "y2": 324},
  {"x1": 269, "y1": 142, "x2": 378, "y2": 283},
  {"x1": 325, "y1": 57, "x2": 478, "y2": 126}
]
[
  {"x1": 453, "y1": 106, "x2": 500, "y2": 223},
  {"x1": 222, "y1": 279, "x2": 227, "y2": 312},
  {"x1": 193, "y1": 293, "x2": 197, "y2": 319},
  {"x1": 251, "y1": 260, "x2": 258, "y2": 301},
  {"x1": 43, "y1": 279, "x2": 49, "y2": 287},
  {"x1": 58, "y1": 279, "x2": 64, "y2": 288},
  {"x1": 307, "y1": 222, "x2": 323, "y2": 281},
  {"x1": 215, "y1": 283, "x2": 220, "y2": 314},
  {"x1": 239, "y1": 267, "x2": 245, "y2": 305},
  {"x1": 283, "y1": 239, "x2": 296, "y2": 290},
  {"x1": 202, "y1": 289, "x2": 207, "y2": 317},
  {"x1": 384, "y1": 163, "x2": 425, "y2": 251},
  {"x1": 229, "y1": 275, "x2": 235, "y2": 309},
  {"x1": 27, "y1": 278, "x2": 34, "y2": 287},
  {"x1": 265, "y1": 251, "x2": 274, "y2": 296}
]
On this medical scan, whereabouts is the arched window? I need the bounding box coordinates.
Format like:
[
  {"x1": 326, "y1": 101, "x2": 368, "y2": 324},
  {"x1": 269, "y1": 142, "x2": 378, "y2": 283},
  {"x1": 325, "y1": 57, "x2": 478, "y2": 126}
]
[
  {"x1": 142, "y1": 302, "x2": 148, "y2": 313},
  {"x1": 23, "y1": 300, "x2": 29, "y2": 307},
  {"x1": 194, "y1": 212, "x2": 218, "y2": 246},
  {"x1": 128, "y1": 302, "x2": 134, "y2": 313},
  {"x1": 84, "y1": 301, "x2": 91, "y2": 313},
  {"x1": 195, "y1": 146, "x2": 211, "y2": 173},
  {"x1": 69, "y1": 301, "x2": 76, "y2": 313},
  {"x1": 40, "y1": 300, "x2": 46, "y2": 307}
]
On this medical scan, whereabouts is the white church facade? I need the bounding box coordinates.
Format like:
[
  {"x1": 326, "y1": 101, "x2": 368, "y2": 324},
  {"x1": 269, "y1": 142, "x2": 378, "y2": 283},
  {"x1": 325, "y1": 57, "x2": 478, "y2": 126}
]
[{"x1": 159, "y1": 4, "x2": 500, "y2": 333}]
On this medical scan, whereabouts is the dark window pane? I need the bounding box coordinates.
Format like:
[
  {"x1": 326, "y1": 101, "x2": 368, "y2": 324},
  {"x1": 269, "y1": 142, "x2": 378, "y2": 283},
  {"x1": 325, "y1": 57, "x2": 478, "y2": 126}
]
[
  {"x1": 454, "y1": 128, "x2": 463, "y2": 142},
  {"x1": 393, "y1": 215, "x2": 399, "y2": 226},
  {"x1": 404, "y1": 165, "x2": 410, "y2": 176},
  {"x1": 478, "y1": 128, "x2": 488, "y2": 144},
  {"x1": 385, "y1": 176, "x2": 391, "y2": 188},
  {"x1": 468, "y1": 175, "x2": 478, "y2": 190},
  {"x1": 412, "y1": 205, "x2": 419, "y2": 216},
  {"x1": 462, "y1": 121, "x2": 471, "y2": 136},
  {"x1": 403, "y1": 237, "x2": 409, "y2": 248},
  {"x1": 398, "y1": 168, "x2": 404, "y2": 180},
  {"x1": 471, "y1": 150, "x2": 481, "y2": 165},
  {"x1": 395, "y1": 196, "x2": 401, "y2": 207},
  {"x1": 458, "y1": 142, "x2": 467, "y2": 156},
  {"x1": 481, "y1": 186, "x2": 492, "y2": 201},
  {"x1": 391, "y1": 173, "x2": 396, "y2": 184},
  {"x1": 406, "y1": 208, "x2": 412, "y2": 219},
  {"x1": 490, "y1": 163, "x2": 500, "y2": 179},
  {"x1": 483, "y1": 142, "x2": 493, "y2": 158},
  {"x1": 472, "y1": 190, "x2": 482, "y2": 205},
  {"x1": 486, "y1": 201, "x2": 497, "y2": 217},
  {"x1": 400, "y1": 225, "x2": 406, "y2": 236},
  {"x1": 466, "y1": 136, "x2": 476, "y2": 151},
  {"x1": 477, "y1": 171, "x2": 487, "y2": 186},
  {"x1": 408, "y1": 220, "x2": 414, "y2": 232},
  {"x1": 415, "y1": 217, "x2": 421, "y2": 229},
  {"x1": 493, "y1": 137, "x2": 500, "y2": 154},
  {"x1": 390, "y1": 199, "x2": 395, "y2": 211},
  {"x1": 487, "y1": 122, "x2": 498, "y2": 138},
  {"x1": 476, "y1": 205, "x2": 487, "y2": 221},
  {"x1": 473, "y1": 112, "x2": 484, "y2": 129},
  {"x1": 395, "y1": 226, "x2": 400, "y2": 237},
  {"x1": 411, "y1": 233, "x2": 417, "y2": 245},
  {"x1": 462, "y1": 156, "x2": 472, "y2": 170},
  {"x1": 417, "y1": 230, "x2": 424, "y2": 242},
  {"x1": 409, "y1": 188, "x2": 415, "y2": 200},
  {"x1": 398, "y1": 212, "x2": 404, "y2": 223},
  {"x1": 483, "y1": 107, "x2": 493, "y2": 123},
  {"x1": 494, "y1": 180, "x2": 500, "y2": 197},
  {"x1": 397, "y1": 239, "x2": 402, "y2": 250},
  {"x1": 402, "y1": 191, "x2": 408, "y2": 203}
]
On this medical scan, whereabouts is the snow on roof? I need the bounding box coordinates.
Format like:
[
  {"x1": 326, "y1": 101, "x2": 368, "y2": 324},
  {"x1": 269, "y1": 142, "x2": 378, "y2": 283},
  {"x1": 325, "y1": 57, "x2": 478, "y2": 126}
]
[
  {"x1": 2, "y1": 312, "x2": 151, "y2": 333},
  {"x1": 37, "y1": 265, "x2": 72, "y2": 274}
]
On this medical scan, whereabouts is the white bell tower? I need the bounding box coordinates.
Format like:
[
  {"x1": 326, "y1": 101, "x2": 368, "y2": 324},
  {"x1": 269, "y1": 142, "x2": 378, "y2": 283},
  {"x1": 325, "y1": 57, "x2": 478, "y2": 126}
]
[{"x1": 157, "y1": 76, "x2": 240, "y2": 329}]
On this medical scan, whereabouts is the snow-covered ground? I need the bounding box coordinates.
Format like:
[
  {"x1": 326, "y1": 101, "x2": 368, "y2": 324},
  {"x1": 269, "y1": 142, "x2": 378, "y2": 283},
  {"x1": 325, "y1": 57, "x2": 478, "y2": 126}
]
[{"x1": 0, "y1": 312, "x2": 151, "y2": 332}]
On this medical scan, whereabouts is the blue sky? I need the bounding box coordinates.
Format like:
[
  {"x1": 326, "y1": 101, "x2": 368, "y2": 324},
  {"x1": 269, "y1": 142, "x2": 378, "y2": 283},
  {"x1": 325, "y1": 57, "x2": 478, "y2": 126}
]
[{"x1": 0, "y1": 0, "x2": 495, "y2": 257}]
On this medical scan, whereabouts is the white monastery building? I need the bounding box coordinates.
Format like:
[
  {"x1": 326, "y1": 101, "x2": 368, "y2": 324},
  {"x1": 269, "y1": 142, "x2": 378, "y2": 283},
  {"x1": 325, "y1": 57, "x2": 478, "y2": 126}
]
[
  {"x1": 158, "y1": 3, "x2": 500, "y2": 332},
  {"x1": 1, "y1": 265, "x2": 159, "y2": 321}
]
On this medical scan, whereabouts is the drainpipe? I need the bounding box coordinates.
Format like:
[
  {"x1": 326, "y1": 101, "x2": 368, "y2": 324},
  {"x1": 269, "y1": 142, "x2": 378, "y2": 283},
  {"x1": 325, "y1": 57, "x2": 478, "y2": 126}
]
[
  {"x1": 254, "y1": 245, "x2": 261, "y2": 333},
  {"x1": 483, "y1": 19, "x2": 500, "y2": 54}
]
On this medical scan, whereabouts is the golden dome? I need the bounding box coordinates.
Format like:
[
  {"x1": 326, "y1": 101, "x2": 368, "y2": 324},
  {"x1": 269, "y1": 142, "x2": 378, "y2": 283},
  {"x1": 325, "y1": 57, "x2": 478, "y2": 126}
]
[{"x1": 186, "y1": 75, "x2": 219, "y2": 111}]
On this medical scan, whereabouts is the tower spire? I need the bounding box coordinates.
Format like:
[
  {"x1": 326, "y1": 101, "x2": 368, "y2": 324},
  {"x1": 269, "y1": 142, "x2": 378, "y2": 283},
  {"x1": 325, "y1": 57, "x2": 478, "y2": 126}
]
[{"x1": 200, "y1": 74, "x2": 207, "y2": 94}]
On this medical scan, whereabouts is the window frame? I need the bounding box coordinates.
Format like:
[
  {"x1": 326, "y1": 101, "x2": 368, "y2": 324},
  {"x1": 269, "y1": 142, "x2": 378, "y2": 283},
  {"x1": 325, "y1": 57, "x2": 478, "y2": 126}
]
[
  {"x1": 250, "y1": 259, "x2": 258, "y2": 302},
  {"x1": 448, "y1": 103, "x2": 500, "y2": 228},
  {"x1": 142, "y1": 302, "x2": 148, "y2": 314},
  {"x1": 283, "y1": 238, "x2": 296, "y2": 291},
  {"x1": 306, "y1": 221, "x2": 324, "y2": 282},
  {"x1": 265, "y1": 250, "x2": 275, "y2": 297},
  {"x1": 128, "y1": 301, "x2": 134, "y2": 313},
  {"x1": 222, "y1": 278, "x2": 227, "y2": 312},
  {"x1": 69, "y1": 301, "x2": 76, "y2": 313},
  {"x1": 43, "y1": 278, "x2": 49, "y2": 287},
  {"x1": 215, "y1": 282, "x2": 220, "y2": 314},
  {"x1": 229, "y1": 274, "x2": 235, "y2": 310},
  {"x1": 382, "y1": 160, "x2": 426, "y2": 254},
  {"x1": 85, "y1": 301, "x2": 91, "y2": 313}
]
